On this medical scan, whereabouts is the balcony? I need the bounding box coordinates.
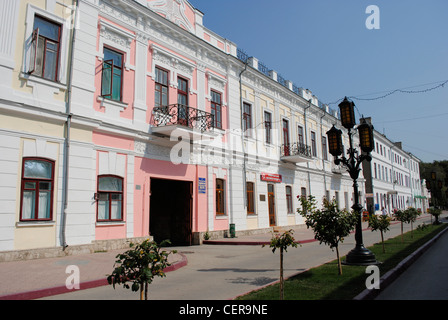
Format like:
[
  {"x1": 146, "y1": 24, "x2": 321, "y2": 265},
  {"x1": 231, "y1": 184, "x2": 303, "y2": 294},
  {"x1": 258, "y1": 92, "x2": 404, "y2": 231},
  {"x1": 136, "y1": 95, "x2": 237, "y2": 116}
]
[
  {"x1": 280, "y1": 142, "x2": 313, "y2": 163},
  {"x1": 151, "y1": 104, "x2": 216, "y2": 141}
]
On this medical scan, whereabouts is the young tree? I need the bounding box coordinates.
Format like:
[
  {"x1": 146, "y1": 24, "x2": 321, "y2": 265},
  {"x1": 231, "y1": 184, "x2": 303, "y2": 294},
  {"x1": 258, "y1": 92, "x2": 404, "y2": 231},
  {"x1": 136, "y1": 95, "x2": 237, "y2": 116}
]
[
  {"x1": 107, "y1": 239, "x2": 176, "y2": 300},
  {"x1": 368, "y1": 214, "x2": 391, "y2": 253},
  {"x1": 395, "y1": 207, "x2": 421, "y2": 240},
  {"x1": 298, "y1": 196, "x2": 358, "y2": 275},
  {"x1": 264, "y1": 230, "x2": 299, "y2": 300}
]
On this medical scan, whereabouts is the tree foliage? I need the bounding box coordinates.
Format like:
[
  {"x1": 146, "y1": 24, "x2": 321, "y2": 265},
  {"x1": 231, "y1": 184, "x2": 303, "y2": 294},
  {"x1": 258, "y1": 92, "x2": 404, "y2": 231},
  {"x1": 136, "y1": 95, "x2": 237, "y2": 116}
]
[
  {"x1": 298, "y1": 196, "x2": 358, "y2": 275},
  {"x1": 107, "y1": 239, "x2": 176, "y2": 300}
]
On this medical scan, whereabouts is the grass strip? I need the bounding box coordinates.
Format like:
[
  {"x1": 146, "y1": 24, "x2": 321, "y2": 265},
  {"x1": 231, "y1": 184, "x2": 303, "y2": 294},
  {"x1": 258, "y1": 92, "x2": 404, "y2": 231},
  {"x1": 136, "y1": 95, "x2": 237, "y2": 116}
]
[{"x1": 236, "y1": 222, "x2": 448, "y2": 300}]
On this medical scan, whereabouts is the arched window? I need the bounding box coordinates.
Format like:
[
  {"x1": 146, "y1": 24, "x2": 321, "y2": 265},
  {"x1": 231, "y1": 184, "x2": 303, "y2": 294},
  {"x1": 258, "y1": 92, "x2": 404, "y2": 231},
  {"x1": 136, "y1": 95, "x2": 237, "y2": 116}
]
[
  {"x1": 97, "y1": 175, "x2": 123, "y2": 221},
  {"x1": 20, "y1": 158, "x2": 55, "y2": 221}
]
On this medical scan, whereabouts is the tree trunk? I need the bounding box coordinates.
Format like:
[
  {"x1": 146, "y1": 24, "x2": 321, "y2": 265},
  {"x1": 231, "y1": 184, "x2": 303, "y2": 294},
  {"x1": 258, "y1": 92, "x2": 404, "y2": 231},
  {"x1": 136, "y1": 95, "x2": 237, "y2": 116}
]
[
  {"x1": 336, "y1": 246, "x2": 342, "y2": 275},
  {"x1": 381, "y1": 230, "x2": 385, "y2": 253},
  {"x1": 140, "y1": 284, "x2": 144, "y2": 300},
  {"x1": 401, "y1": 222, "x2": 403, "y2": 242},
  {"x1": 280, "y1": 247, "x2": 284, "y2": 300},
  {"x1": 145, "y1": 282, "x2": 148, "y2": 300}
]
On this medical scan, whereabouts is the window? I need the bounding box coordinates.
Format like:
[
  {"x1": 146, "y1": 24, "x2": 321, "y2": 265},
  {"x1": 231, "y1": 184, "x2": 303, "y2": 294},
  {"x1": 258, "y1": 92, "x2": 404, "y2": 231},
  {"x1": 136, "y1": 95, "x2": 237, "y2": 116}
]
[
  {"x1": 311, "y1": 131, "x2": 317, "y2": 157},
  {"x1": 246, "y1": 182, "x2": 255, "y2": 215},
  {"x1": 301, "y1": 187, "x2": 307, "y2": 199},
  {"x1": 264, "y1": 111, "x2": 272, "y2": 144},
  {"x1": 101, "y1": 47, "x2": 123, "y2": 101},
  {"x1": 322, "y1": 136, "x2": 328, "y2": 160},
  {"x1": 97, "y1": 175, "x2": 123, "y2": 221},
  {"x1": 155, "y1": 67, "x2": 169, "y2": 107},
  {"x1": 29, "y1": 16, "x2": 61, "y2": 81},
  {"x1": 20, "y1": 158, "x2": 55, "y2": 221},
  {"x1": 286, "y1": 186, "x2": 293, "y2": 214},
  {"x1": 216, "y1": 178, "x2": 226, "y2": 215},
  {"x1": 297, "y1": 125, "x2": 304, "y2": 145},
  {"x1": 243, "y1": 102, "x2": 252, "y2": 136},
  {"x1": 211, "y1": 91, "x2": 222, "y2": 129}
]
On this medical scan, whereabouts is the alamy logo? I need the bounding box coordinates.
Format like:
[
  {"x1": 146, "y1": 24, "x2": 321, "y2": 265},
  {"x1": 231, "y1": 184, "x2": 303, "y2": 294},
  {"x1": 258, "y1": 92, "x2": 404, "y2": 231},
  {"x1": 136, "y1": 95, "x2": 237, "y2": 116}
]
[
  {"x1": 365, "y1": 5, "x2": 380, "y2": 30},
  {"x1": 365, "y1": 265, "x2": 380, "y2": 290},
  {"x1": 66, "y1": 265, "x2": 80, "y2": 290}
]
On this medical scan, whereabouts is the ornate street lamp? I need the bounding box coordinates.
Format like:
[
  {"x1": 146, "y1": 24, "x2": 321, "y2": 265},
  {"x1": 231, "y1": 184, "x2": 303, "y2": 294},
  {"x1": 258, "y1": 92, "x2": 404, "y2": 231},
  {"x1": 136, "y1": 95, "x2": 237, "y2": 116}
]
[{"x1": 326, "y1": 97, "x2": 378, "y2": 265}]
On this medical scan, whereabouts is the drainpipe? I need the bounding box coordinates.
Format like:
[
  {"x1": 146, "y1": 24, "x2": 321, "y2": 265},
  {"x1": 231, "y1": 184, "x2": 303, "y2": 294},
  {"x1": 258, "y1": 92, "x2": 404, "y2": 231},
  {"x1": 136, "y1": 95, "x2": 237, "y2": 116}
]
[
  {"x1": 238, "y1": 59, "x2": 249, "y2": 223},
  {"x1": 304, "y1": 99, "x2": 312, "y2": 196},
  {"x1": 61, "y1": 0, "x2": 79, "y2": 250},
  {"x1": 320, "y1": 112, "x2": 327, "y2": 196}
]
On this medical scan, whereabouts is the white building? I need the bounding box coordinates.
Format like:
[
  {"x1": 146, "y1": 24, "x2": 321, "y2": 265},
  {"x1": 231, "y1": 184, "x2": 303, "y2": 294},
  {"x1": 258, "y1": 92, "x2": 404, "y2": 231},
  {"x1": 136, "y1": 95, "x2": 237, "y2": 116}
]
[{"x1": 363, "y1": 127, "x2": 426, "y2": 215}]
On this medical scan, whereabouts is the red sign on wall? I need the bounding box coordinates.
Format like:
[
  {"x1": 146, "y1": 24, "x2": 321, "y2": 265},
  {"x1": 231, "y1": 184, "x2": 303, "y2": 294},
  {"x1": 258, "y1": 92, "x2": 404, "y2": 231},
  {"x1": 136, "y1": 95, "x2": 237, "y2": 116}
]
[{"x1": 260, "y1": 173, "x2": 282, "y2": 183}]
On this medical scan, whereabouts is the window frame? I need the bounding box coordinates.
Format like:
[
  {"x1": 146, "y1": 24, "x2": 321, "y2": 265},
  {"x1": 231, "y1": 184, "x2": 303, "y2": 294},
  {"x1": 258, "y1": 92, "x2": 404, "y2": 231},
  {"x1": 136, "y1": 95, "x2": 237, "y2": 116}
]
[
  {"x1": 264, "y1": 111, "x2": 272, "y2": 144},
  {"x1": 246, "y1": 182, "x2": 255, "y2": 215},
  {"x1": 96, "y1": 175, "x2": 124, "y2": 222},
  {"x1": 155, "y1": 67, "x2": 169, "y2": 108},
  {"x1": 20, "y1": 157, "x2": 55, "y2": 222},
  {"x1": 29, "y1": 15, "x2": 62, "y2": 82},
  {"x1": 311, "y1": 131, "x2": 317, "y2": 157},
  {"x1": 297, "y1": 125, "x2": 304, "y2": 145},
  {"x1": 286, "y1": 185, "x2": 293, "y2": 214},
  {"x1": 211, "y1": 90, "x2": 222, "y2": 129},
  {"x1": 216, "y1": 178, "x2": 226, "y2": 216},
  {"x1": 322, "y1": 136, "x2": 328, "y2": 160},
  {"x1": 243, "y1": 102, "x2": 252, "y2": 137},
  {"x1": 101, "y1": 46, "x2": 124, "y2": 102}
]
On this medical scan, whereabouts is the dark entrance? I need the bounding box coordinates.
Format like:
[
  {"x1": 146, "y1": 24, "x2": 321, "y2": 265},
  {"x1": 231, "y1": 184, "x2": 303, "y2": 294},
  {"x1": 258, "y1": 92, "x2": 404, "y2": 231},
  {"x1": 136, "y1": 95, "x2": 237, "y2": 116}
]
[{"x1": 150, "y1": 178, "x2": 193, "y2": 246}]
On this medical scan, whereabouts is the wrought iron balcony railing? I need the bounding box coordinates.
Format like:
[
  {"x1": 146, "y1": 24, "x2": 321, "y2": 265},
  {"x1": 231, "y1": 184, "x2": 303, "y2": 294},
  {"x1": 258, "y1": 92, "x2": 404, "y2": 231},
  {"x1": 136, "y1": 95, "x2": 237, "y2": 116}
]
[
  {"x1": 152, "y1": 104, "x2": 215, "y2": 132},
  {"x1": 281, "y1": 142, "x2": 313, "y2": 159}
]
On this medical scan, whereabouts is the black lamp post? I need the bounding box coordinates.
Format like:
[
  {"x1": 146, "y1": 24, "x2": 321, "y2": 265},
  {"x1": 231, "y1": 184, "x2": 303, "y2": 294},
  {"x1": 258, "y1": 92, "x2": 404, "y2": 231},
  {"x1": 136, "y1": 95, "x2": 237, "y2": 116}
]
[{"x1": 327, "y1": 97, "x2": 378, "y2": 265}]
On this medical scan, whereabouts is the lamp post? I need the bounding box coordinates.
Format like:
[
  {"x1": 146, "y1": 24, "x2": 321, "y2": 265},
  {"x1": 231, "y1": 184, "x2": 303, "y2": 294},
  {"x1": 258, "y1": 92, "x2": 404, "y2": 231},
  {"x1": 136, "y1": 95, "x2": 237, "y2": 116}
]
[{"x1": 326, "y1": 97, "x2": 378, "y2": 265}]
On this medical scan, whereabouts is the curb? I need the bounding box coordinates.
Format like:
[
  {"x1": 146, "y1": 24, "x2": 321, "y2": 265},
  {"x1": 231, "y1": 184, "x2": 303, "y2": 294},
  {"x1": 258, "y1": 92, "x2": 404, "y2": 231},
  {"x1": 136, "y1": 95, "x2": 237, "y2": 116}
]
[
  {"x1": 353, "y1": 224, "x2": 448, "y2": 300},
  {"x1": 0, "y1": 253, "x2": 188, "y2": 300}
]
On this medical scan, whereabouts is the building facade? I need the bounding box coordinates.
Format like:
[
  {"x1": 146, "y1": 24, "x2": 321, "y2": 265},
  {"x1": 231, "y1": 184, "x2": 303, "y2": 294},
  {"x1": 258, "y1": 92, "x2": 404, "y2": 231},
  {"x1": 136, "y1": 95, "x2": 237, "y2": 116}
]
[
  {"x1": 1, "y1": 0, "x2": 424, "y2": 259},
  {"x1": 362, "y1": 128, "x2": 427, "y2": 215}
]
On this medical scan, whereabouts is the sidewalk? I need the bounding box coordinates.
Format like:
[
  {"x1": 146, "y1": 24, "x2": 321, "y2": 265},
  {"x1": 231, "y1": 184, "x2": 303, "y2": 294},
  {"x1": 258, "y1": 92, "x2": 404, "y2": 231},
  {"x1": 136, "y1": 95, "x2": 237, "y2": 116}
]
[{"x1": 0, "y1": 213, "x2": 444, "y2": 300}]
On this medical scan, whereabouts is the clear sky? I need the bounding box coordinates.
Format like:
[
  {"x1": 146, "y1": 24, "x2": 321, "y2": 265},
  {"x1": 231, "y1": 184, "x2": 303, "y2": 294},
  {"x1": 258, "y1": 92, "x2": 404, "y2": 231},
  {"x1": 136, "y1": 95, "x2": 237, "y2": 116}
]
[{"x1": 188, "y1": 0, "x2": 448, "y2": 163}]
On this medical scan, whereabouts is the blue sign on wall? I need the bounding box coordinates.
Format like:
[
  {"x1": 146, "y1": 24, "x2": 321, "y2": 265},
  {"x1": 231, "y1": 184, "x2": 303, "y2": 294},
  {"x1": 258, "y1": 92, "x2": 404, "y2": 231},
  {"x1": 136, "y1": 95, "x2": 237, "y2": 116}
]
[{"x1": 198, "y1": 177, "x2": 206, "y2": 194}]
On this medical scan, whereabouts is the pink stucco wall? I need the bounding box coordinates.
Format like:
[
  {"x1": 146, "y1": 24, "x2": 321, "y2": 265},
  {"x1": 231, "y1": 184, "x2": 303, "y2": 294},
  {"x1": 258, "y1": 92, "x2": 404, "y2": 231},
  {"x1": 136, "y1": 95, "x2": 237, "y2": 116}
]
[
  {"x1": 133, "y1": 157, "x2": 209, "y2": 238},
  {"x1": 94, "y1": 17, "x2": 135, "y2": 120}
]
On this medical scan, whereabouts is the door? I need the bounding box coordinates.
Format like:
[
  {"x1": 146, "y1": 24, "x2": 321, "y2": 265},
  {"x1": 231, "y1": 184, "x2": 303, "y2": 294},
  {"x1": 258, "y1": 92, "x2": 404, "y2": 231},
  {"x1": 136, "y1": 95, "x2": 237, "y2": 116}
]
[
  {"x1": 149, "y1": 178, "x2": 193, "y2": 246},
  {"x1": 282, "y1": 119, "x2": 290, "y2": 156},
  {"x1": 268, "y1": 184, "x2": 276, "y2": 226},
  {"x1": 177, "y1": 77, "x2": 189, "y2": 126}
]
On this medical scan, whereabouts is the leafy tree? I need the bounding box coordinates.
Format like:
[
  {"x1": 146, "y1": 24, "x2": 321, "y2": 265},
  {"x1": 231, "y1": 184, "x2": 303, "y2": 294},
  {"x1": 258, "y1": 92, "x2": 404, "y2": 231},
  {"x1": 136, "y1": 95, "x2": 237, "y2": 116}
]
[
  {"x1": 298, "y1": 196, "x2": 358, "y2": 275},
  {"x1": 395, "y1": 207, "x2": 421, "y2": 240},
  {"x1": 107, "y1": 239, "x2": 176, "y2": 300},
  {"x1": 368, "y1": 214, "x2": 391, "y2": 253},
  {"x1": 264, "y1": 230, "x2": 299, "y2": 300}
]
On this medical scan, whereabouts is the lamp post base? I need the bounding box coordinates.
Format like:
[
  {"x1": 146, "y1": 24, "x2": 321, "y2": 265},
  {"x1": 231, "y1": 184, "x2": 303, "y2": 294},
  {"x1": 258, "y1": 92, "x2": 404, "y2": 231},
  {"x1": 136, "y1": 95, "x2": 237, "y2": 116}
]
[{"x1": 343, "y1": 245, "x2": 380, "y2": 266}]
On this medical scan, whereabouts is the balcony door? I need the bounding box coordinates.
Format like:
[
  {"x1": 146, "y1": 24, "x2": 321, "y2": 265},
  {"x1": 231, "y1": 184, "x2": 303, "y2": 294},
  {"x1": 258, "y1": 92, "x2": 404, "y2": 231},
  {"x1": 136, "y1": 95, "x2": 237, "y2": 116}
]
[
  {"x1": 282, "y1": 119, "x2": 290, "y2": 156},
  {"x1": 177, "y1": 77, "x2": 188, "y2": 126}
]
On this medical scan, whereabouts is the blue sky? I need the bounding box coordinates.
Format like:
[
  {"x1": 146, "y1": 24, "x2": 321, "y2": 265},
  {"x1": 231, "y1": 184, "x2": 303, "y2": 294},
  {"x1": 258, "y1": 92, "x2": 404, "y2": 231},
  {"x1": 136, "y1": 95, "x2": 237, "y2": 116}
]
[{"x1": 188, "y1": 0, "x2": 448, "y2": 163}]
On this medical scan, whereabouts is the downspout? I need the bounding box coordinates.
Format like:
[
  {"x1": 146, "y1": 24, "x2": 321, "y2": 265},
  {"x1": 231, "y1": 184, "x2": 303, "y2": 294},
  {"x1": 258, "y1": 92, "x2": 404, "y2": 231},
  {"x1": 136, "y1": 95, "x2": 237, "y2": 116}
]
[
  {"x1": 320, "y1": 112, "x2": 327, "y2": 197},
  {"x1": 304, "y1": 99, "x2": 312, "y2": 196},
  {"x1": 238, "y1": 59, "x2": 249, "y2": 221},
  {"x1": 61, "y1": 0, "x2": 79, "y2": 249}
]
